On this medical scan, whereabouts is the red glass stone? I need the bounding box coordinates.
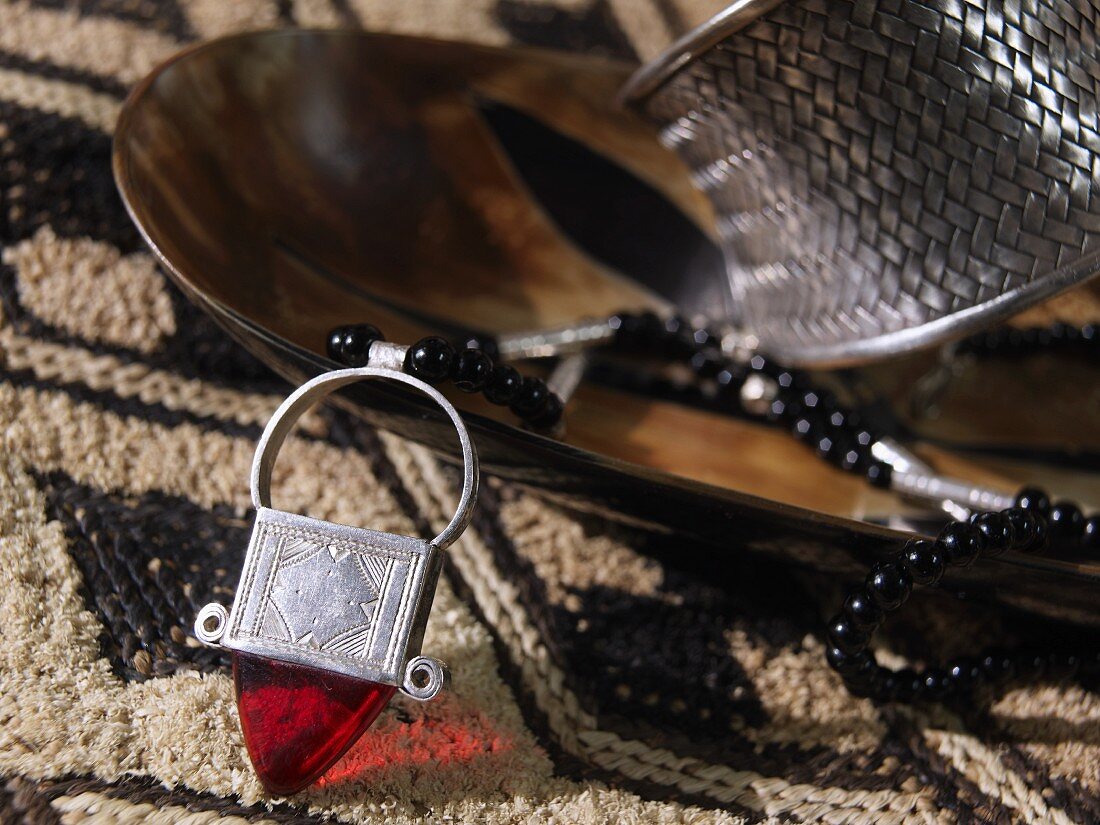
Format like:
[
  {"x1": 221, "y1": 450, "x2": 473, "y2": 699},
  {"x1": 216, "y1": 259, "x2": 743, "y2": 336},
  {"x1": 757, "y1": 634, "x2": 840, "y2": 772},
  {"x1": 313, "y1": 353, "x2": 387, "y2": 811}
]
[{"x1": 233, "y1": 652, "x2": 396, "y2": 795}]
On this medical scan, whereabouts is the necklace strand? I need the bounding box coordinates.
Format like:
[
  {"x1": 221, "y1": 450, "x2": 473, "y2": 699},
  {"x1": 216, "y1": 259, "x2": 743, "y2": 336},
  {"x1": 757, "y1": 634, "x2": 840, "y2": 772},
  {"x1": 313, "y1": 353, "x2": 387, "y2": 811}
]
[{"x1": 328, "y1": 313, "x2": 1098, "y2": 701}]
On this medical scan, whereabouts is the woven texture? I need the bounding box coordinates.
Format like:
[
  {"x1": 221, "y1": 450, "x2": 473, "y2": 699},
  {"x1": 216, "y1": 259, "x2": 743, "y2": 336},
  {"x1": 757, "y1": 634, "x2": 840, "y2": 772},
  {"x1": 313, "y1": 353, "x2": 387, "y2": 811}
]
[
  {"x1": 646, "y1": 0, "x2": 1100, "y2": 358},
  {"x1": 1, "y1": 1, "x2": 1099, "y2": 823}
]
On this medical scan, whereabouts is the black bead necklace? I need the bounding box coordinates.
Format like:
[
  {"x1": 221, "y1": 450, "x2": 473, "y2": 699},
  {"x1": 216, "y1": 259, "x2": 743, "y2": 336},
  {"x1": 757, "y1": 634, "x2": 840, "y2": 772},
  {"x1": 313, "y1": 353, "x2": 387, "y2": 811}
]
[
  {"x1": 327, "y1": 324, "x2": 565, "y2": 431},
  {"x1": 329, "y1": 312, "x2": 1098, "y2": 702}
]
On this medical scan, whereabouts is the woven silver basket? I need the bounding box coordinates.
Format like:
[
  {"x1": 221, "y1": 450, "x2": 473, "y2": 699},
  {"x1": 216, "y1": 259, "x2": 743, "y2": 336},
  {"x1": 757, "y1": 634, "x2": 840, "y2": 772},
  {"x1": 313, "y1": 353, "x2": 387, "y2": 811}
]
[{"x1": 622, "y1": 0, "x2": 1100, "y2": 365}]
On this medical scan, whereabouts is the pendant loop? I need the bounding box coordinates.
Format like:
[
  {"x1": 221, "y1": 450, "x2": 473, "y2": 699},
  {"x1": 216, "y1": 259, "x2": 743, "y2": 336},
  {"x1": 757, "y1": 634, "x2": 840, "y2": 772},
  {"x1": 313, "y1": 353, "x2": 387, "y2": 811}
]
[{"x1": 250, "y1": 366, "x2": 479, "y2": 550}]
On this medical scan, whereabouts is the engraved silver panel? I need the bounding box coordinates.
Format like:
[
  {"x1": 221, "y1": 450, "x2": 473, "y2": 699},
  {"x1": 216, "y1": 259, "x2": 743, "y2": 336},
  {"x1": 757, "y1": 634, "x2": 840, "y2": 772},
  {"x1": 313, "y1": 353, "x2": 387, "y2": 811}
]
[{"x1": 222, "y1": 507, "x2": 442, "y2": 687}]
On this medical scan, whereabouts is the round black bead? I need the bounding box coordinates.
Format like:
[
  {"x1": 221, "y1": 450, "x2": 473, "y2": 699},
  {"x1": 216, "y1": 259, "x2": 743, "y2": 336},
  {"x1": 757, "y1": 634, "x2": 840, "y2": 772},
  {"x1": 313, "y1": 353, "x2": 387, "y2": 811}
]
[
  {"x1": 689, "y1": 350, "x2": 723, "y2": 378},
  {"x1": 843, "y1": 589, "x2": 884, "y2": 630},
  {"x1": 1047, "y1": 651, "x2": 1081, "y2": 681},
  {"x1": 326, "y1": 326, "x2": 349, "y2": 361},
  {"x1": 461, "y1": 334, "x2": 500, "y2": 362},
  {"x1": 1083, "y1": 516, "x2": 1100, "y2": 548},
  {"x1": 608, "y1": 312, "x2": 641, "y2": 347},
  {"x1": 484, "y1": 364, "x2": 522, "y2": 405},
  {"x1": 791, "y1": 414, "x2": 825, "y2": 444},
  {"x1": 451, "y1": 348, "x2": 493, "y2": 393},
  {"x1": 529, "y1": 393, "x2": 564, "y2": 430},
  {"x1": 1032, "y1": 514, "x2": 1050, "y2": 552},
  {"x1": 918, "y1": 668, "x2": 953, "y2": 701},
  {"x1": 937, "y1": 521, "x2": 985, "y2": 567},
  {"x1": 1048, "y1": 501, "x2": 1085, "y2": 541},
  {"x1": 1015, "y1": 487, "x2": 1051, "y2": 519},
  {"x1": 405, "y1": 336, "x2": 455, "y2": 383},
  {"x1": 946, "y1": 658, "x2": 981, "y2": 693},
  {"x1": 865, "y1": 562, "x2": 912, "y2": 611},
  {"x1": 510, "y1": 377, "x2": 551, "y2": 418},
  {"x1": 980, "y1": 651, "x2": 1016, "y2": 684},
  {"x1": 343, "y1": 324, "x2": 384, "y2": 366},
  {"x1": 826, "y1": 614, "x2": 869, "y2": 655},
  {"x1": 1015, "y1": 651, "x2": 1047, "y2": 681},
  {"x1": 893, "y1": 668, "x2": 921, "y2": 702},
  {"x1": 865, "y1": 461, "x2": 892, "y2": 489},
  {"x1": 1004, "y1": 507, "x2": 1039, "y2": 552},
  {"x1": 902, "y1": 539, "x2": 946, "y2": 586},
  {"x1": 970, "y1": 512, "x2": 1014, "y2": 557},
  {"x1": 826, "y1": 645, "x2": 867, "y2": 676}
]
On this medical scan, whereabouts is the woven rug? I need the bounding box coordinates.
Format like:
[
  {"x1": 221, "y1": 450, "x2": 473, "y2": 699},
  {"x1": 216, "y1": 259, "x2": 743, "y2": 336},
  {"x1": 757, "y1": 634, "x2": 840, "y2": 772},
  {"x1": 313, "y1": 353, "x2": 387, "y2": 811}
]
[{"x1": 1, "y1": 1, "x2": 1099, "y2": 823}]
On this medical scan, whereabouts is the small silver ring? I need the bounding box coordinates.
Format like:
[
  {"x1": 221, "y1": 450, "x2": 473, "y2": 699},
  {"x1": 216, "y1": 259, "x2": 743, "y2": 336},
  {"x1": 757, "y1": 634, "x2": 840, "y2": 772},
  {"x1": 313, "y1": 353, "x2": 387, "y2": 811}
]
[
  {"x1": 194, "y1": 603, "x2": 228, "y2": 644},
  {"x1": 401, "y1": 656, "x2": 449, "y2": 700},
  {"x1": 250, "y1": 367, "x2": 479, "y2": 550}
]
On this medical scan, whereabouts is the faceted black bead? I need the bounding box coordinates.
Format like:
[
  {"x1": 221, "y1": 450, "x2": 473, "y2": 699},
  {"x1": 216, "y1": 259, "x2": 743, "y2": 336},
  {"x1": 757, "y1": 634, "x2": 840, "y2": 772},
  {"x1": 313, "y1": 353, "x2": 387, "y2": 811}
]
[
  {"x1": 826, "y1": 645, "x2": 867, "y2": 676},
  {"x1": 404, "y1": 336, "x2": 455, "y2": 383},
  {"x1": 1048, "y1": 501, "x2": 1085, "y2": 540},
  {"x1": 1004, "y1": 507, "x2": 1039, "y2": 552},
  {"x1": 461, "y1": 334, "x2": 500, "y2": 362},
  {"x1": 748, "y1": 353, "x2": 773, "y2": 375},
  {"x1": 1015, "y1": 487, "x2": 1051, "y2": 519},
  {"x1": 510, "y1": 377, "x2": 551, "y2": 418},
  {"x1": 326, "y1": 326, "x2": 349, "y2": 361},
  {"x1": 918, "y1": 668, "x2": 953, "y2": 701},
  {"x1": 690, "y1": 327, "x2": 715, "y2": 351},
  {"x1": 937, "y1": 521, "x2": 984, "y2": 567},
  {"x1": 1083, "y1": 516, "x2": 1100, "y2": 548},
  {"x1": 715, "y1": 365, "x2": 748, "y2": 395},
  {"x1": 636, "y1": 310, "x2": 665, "y2": 348},
  {"x1": 484, "y1": 364, "x2": 522, "y2": 405},
  {"x1": 767, "y1": 394, "x2": 801, "y2": 423},
  {"x1": 946, "y1": 658, "x2": 981, "y2": 693},
  {"x1": 865, "y1": 461, "x2": 892, "y2": 489},
  {"x1": 980, "y1": 651, "x2": 1016, "y2": 684},
  {"x1": 970, "y1": 512, "x2": 1014, "y2": 557},
  {"x1": 902, "y1": 539, "x2": 945, "y2": 586},
  {"x1": 342, "y1": 324, "x2": 384, "y2": 366},
  {"x1": 865, "y1": 562, "x2": 912, "y2": 611},
  {"x1": 844, "y1": 656, "x2": 879, "y2": 692},
  {"x1": 529, "y1": 393, "x2": 564, "y2": 430},
  {"x1": 826, "y1": 614, "x2": 869, "y2": 655},
  {"x1": 451, "y1": 348, "x2": 493, "y2": 392}
]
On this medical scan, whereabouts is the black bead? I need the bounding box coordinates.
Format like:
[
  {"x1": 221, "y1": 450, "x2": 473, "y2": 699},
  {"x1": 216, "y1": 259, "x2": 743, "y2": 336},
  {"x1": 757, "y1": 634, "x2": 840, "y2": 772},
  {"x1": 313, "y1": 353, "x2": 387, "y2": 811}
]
[
  {"x1": 451, "y1": 348, "x2": 493, "y2": 393},
  {"x1": 902, "y1": 539, "x2": 946, "y2": 586},
  {"x1": 343, "y1": 324, "x2": 384, "y2": 366},
  {"x1": 461, "y1": 334, "x2": 499, "y2": 362},
  {"x1": 893, "y1": 668, "x2": 920, "y2": 702},
  {"x1": 636, "y1": 310, "x2": 665, "y2": 349},
  {"x1": 1083, "y1": 516, "x2": 1100, "y2": 548},
  {"x1": 1004, "y1": 507, "x2": 1039, "y2": 552},
  {"x1": 1015, "y1": 487, "x2": 1051, "y2": 519},
  {"x1": 510, "y1": 377, "x2": 551, "y2": 418},
  {"x1": 865, "y1": 461, "x2": 892, "y2": 489},
  {"x1": 608, "y1": 312, "x2": 641, "y2": 346},
  {"x1": 1047, "y1": 651, "x2": 1081, "y2": 681},
  {"x1": 1049, "y1": 501, "x2": 1085, "y2": 541},
  {"x1": 326, "y1": 326, "x2": 349, "y2": 361},
  {"x1": 1015, "y1": 652, "x2": 1047, "y2": 681},
  {"x1": 980, "y1": 651, "x2": 1016, "y2": 684},
  {"x1": 844, "y1": 656, "x2": 879, "y2": 692},
  {"x1": 826, "y1": 645, "x2": 867, "y2": 676},
  {"x1": 970, "y1": 512, "x2": 1014, "y2": 557},
  {"x1": 918, "y1": 668, "x2": 953, "y2": 701},
  {"x1": 826, "y1": 614, "x2": 869, "y2": 655},
  {"x1": 404, "y1": 336, "x2": 455, "y2": 383},
  {"x1": 689, "y1": 350, "x2": 723, "y2": 378},
  {"x1": 715, "y1": 364, "x2": 748, "y2": 395},
  {"x1": 529, "y1": 393, "x2": 564, "y2": 430},
  {"x1": 865, "y1": 562, "x2": 912, "y2": 611},
  {"x1": 843, "y1": 589, "x2": 884, "y2": 630},
  {"x1": 484, "y1": 364, "x2": 522, "y2": 405},
  {"x1": 1032, "y1": 514, "x2": 1050, "y2": 553},
  {"x1": 946, "y1": 658, "x2": 981, "y2": 693},
  {"x1": 937, "y1": 521, "x2": 984, "y2": 567},
  {"x1": 791, "y1": 414, "x2": 824, "y2": 443}
]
